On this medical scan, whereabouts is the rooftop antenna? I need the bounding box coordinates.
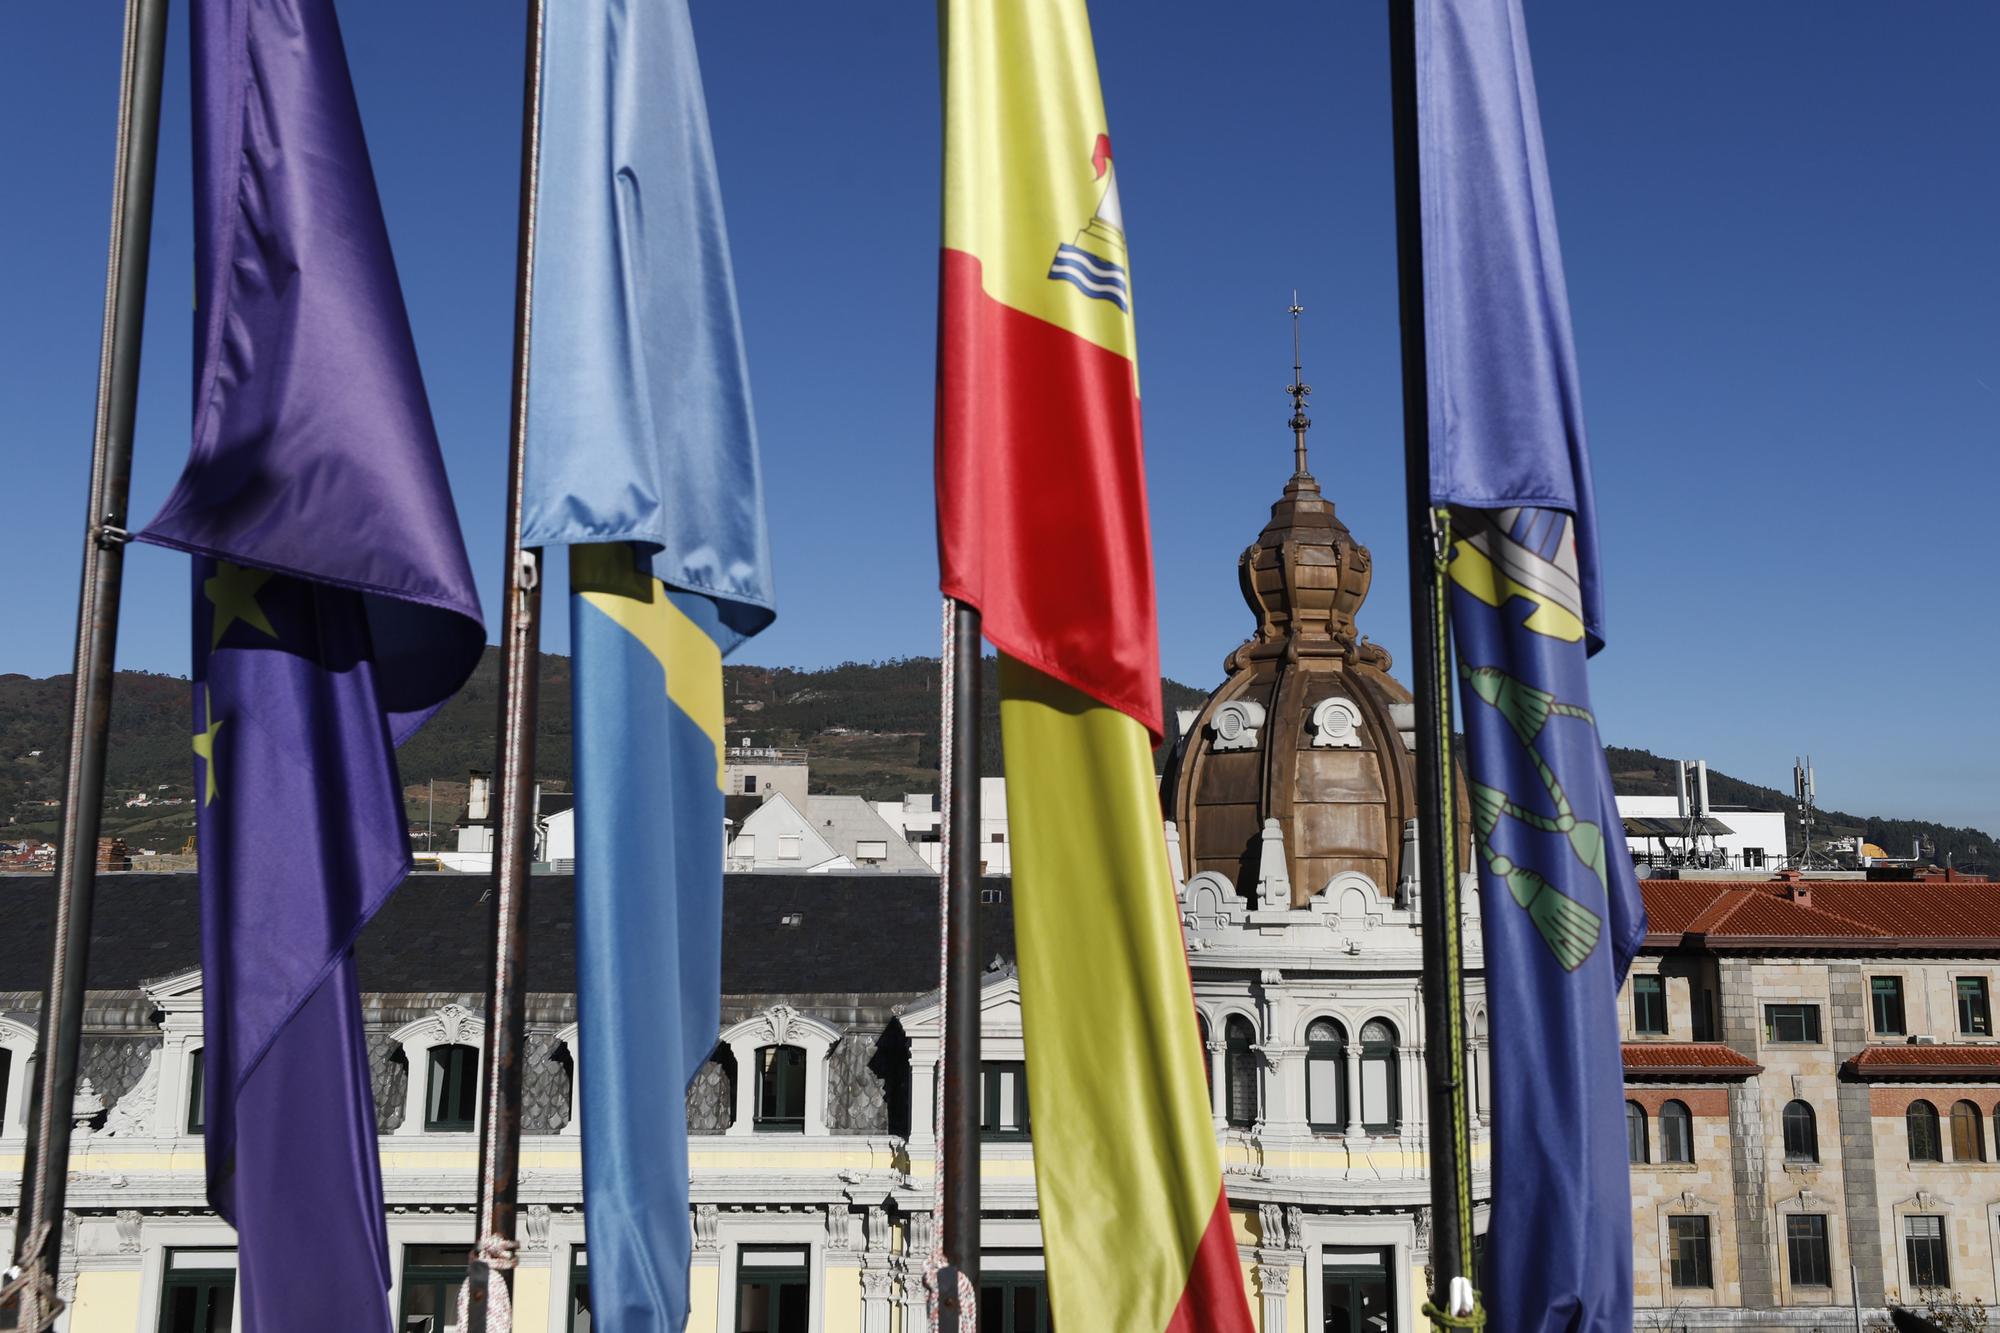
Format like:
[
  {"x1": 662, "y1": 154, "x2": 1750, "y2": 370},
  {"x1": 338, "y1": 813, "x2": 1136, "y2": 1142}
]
[{"x1": 1287, "y1": 291, "x2": 1312, "y2": 476}]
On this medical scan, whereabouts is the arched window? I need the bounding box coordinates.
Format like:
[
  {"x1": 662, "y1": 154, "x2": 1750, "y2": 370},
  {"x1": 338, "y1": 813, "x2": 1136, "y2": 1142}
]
[
  {"x1": 1360, "y1": 1019, "x2": 1400, "y2": 1132},
  {"x1": 1626, "y1": 1100, "x2": 1650, "y2": 1164},
  {"x1": 1224, "y1": 1016, "x2": 1257, "y2": 1129},
  {"x1": 1306, "y1": 1019, "x2": 1348, "y2": 1134},
  {"x1": 1471, "y1": 1010, "x2": 1491, "y2": 1123},
  {"x1": 1782, "y1": 1100, "x2": 1818, "y2": 1164},
  {"x1": 1951, "y1": 1100, "x2": 1986, "y2": 1163},
  {"x1": 1660, "y1": 1099, "x2": 1694, "y2": 1164},
  {"x1": 1907, "y1": 1100, "x2": 1942, "y2": 1163},
  {"x1": 425, "y1": 1045, "x2": 479, "y2": 1132},
  {"x1": 1196, "y1": 1014, "x2": 1212, "y2": 1098},
  {"x1": 755, "y1": 1045, "x2": 807, "y2": 1132}
]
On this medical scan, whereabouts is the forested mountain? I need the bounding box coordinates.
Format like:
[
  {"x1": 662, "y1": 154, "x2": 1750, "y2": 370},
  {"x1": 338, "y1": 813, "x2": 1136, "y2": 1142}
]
[{"x1": 1, "y1": 652, "x2": 1988, "y2": 872}]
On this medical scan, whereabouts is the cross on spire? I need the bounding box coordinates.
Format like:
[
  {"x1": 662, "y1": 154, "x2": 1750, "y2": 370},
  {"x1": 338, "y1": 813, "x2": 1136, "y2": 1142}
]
[{"x1": 1287, "y1": 292, "x2": 1312, "y2": 476}]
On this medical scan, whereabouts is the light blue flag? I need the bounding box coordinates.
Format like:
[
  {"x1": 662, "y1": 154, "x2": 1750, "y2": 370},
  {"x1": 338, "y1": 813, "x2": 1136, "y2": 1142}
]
[{"x1": 520, "y1": 2, "x2": 774, "y2": 1327}]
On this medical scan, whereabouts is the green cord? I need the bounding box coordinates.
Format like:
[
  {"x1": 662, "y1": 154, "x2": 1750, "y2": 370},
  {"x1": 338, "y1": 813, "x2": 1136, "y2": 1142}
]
[{"x1": 1427, "y1": 506, "x2": 1487, "y2": 1331}]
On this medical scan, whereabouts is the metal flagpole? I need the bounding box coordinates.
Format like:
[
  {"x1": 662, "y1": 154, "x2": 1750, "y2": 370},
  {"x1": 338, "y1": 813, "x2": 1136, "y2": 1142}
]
[
  {"x1": 937, "y1": 600, "x2": 982, "y2": 1331},
  {"x1": 1, "y1": 3, "x2": 168, "y2": 1329},
  {"x1": 1387, "y1": 1, "x2": 1481, "y2": 1326},
  {"x1": 465, "y1": 1, "x2": 548, "y2": 1328}
]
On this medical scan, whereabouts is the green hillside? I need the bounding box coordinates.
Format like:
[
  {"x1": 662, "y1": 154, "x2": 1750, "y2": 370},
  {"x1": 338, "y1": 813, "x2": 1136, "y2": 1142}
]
[{"x1": 2, "y1": 653, "x2": 1988, "y2": 872}]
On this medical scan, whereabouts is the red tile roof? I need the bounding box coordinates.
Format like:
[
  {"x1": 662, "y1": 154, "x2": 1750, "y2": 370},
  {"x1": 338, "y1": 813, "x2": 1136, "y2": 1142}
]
[
  {"x1": 1844, "y1": 1045, "x2": 2000, "y2": 1080},
  {"x1": 1622, "y1": 1042, "x2": 1762, "y2": 1079},
  {"x1": 1640, "y1": 879, "x2": 2000, "y2": 948}
]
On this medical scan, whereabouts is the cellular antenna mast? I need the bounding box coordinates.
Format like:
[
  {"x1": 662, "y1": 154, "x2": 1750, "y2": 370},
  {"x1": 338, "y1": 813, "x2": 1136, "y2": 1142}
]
[{"x1": 1288, "y1": 292, "x2": 1312, "y2": 476}]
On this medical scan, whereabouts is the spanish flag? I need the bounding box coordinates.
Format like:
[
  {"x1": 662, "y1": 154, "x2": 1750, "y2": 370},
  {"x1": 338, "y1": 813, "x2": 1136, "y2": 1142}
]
[{"x1": 936, "y1": 4, "x2": 1253, "y2": 1330}]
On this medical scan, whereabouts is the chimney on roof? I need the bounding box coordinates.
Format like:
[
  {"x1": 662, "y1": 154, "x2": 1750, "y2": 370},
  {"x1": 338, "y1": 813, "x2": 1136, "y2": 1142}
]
[{"x1": 1781, "y1": 879, "x2": 1812, "y2": 907}]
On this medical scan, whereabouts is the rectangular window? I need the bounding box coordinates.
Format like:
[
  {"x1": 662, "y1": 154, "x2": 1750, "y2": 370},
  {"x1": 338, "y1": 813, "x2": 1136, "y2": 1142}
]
[
  {"x1": 1764, "y1": 1003, "x2": 1822, "y2": 1044},
  {"x1": 1872, "y1": 977, "x2": 1907, "y2": 1036},
  {"x1": 1787, "y1": 1215, "x2": 1832, "y2": 1288},
  {"x1": 567, "y1": 1247, "x2": 591, "y2": 1333},
  {"x1": 736, "y1": 1246, "x2": 810, "y2": 1333},
  {"x1": 1906, "y1": 1215, "x2": 1951, "y2": 1290},
  {"x1": 743, "y1": 774, "x2": 757, "y2": 793},
  {"x1": 732, "y1": 834, "x2": 756, "y2": 859},
  {"x1": 399, "y1": 1244, "x2": 470, "y2": 1333},
  {"x1": 1958, "y1": 978, "x2": 1991, "y2": 1036},
  {"x1": 856, "y1": 840, "x2": 888, "y2": 862},
  {"x1": 982, "y1": 1061, "x2": 1031, "y2": 1139},
  {"x1": 777, "y1": 834, "x2": 802, "y2": 861},
  {"x1": 979, "y1": 1270, "x2": 1052, "y2": 1333},
  {"x1": 187, "y1": 1048, "x2": 206, "y2": 1135},
  {"x1": 1632, "y1": 975, "x2": 1668, "y2": 1036},
  {"x1": 1743, "y1": 847, "x2": 1765, "y2": 869},
  {"x1": 755, "y1": 1045, "x2": 807, "y2": 1132},
  {"x1": 159, "y1": 1250, "x2": 236, "y2": 1333},
  {"x1": 425, "y1": 1045, "x2": 479, "y2": 1132},
  {"x1": 1668, "y1": 1216, "x2": 1713, "y2": 1288}
]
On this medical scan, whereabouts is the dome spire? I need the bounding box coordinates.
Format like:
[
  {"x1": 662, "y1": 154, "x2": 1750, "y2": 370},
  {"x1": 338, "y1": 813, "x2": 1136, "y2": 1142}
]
[{"x1": 1287, "y1": 292, "x2": 1312, "y2": 477}]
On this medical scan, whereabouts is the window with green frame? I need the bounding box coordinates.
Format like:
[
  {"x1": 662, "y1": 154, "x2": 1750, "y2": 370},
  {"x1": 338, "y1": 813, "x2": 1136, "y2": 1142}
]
[
  {"x1": 1872, "y1": 977, "x2": 1906, "y2": 1035},
  {"x1": 735, "y1": 1246, "x2": 809, "y2": 1333},
  {"x1": 566, "y1": 1247, "x2": 591, "y2": 1333},
  {"x1": 755, "y1": 1045, "x2": 807, "y2": 1132},
  {"x1": 425, "y1": 1045, "x2": 479, "y2": 1132},
  {"x1": 1958, "y1": 978, "x2": 1992, "y2": 1036},
  {"x1": 979, "y1": 1269, "x2": 1052, "y2": 1333},
  {"x1": 398, "y1": 1243, "x2": 469, "y2": 1333},
  {"x1": 981, "y1": 1061, "x2": 1030, "y2": 1140},
  {"x1": 158, "y1": 1250, "x2": 235, "y2": 1333},
  {"x1": 1631, "y1": 975, "x2": 1668, "y2": 1035},
  {"x1": 187, "y1": 1048, "x2": 206, "y2": 1135}
]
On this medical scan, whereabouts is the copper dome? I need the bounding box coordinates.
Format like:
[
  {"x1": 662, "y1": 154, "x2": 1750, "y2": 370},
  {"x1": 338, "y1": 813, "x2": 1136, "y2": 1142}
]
[{"x1": 1167, "y1": 457, "x2": 1460, "y2": 907}]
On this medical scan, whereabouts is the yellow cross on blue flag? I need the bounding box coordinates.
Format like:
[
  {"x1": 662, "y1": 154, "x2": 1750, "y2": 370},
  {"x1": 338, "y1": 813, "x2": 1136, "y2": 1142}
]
[{"x1": 518, "y1": 2, "x2": 774, "y2": 1327}]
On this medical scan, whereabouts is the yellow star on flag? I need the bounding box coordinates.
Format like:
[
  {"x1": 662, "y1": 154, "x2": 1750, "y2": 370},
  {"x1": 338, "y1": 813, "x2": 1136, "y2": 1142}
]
[
  {"x1": 192, "y1": 687, "x2": 223, "y2": 806},
  {"x1": 204, "y1": 561, "x2": 278, "y2": 650}
]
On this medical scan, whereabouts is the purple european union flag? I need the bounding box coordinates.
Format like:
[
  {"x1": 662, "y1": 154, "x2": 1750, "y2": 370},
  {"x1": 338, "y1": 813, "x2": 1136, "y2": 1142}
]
[
  {"x1": 1418, "y1": 2, "x2": 1646, "y2": 1330},
  {"x1": 136, "y1": 1, "x2": 483, "y2": 1328}
]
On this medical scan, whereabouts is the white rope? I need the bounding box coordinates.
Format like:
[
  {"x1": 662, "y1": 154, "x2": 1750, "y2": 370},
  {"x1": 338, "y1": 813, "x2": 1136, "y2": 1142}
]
[
  {"x1": 925, "y1": 601, "x2": 976, "y2": 1332},
  {"x1": 453, "y1": 1234, "x2": 518, "y2": 1333}
]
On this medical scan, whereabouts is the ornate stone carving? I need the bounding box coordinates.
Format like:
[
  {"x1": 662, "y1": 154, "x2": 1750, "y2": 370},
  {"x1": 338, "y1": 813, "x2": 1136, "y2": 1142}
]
[
  {"x1": 102, "y1": 1048, "x2": 162, "y2": 1138},
  {"x1": 860, "y1": 1267, "x2": 894, "y2": 1299},
  {"x1": 1310, "y1": 697, "x2": 1364, "y2": 748},
  {"x1": 865, "y1": 1206, "x2": 891, "y2": 1254},
  {"x1": 1258, "y1": 1203, "x2": 1288, "y2": 1250},
  {"x1": 764, "y1": 1004, "x2": 800, "y2": 1048},
  {"x1": 826, "y1": 1204, "x2": 860, "y2": 1251},
  {"x1": 1255, "y1": 820, "x2": 1293, "y2": 909},
  {"x1": 1255, "y1": 1261, "x2": 1291, "y2": 1295},
  {"x1": 1209, "y1": 700, "x2": 1267, "y2": 752},
  {"x1": 694, "y1": 1204, "x2": 721, "y2": 1252},
  {"x1": 906, "y1": 1212, "x2": 936, "y2": 1261},
  {"x1": 523, "y1": 1204, "x2": 552, "y2": 1249},
  {"x1": 1412, "y1": 1205, "x2": 1432, "y2": 1260},
  {"x1": 115, "y1": 1210, "x2": 143, "y2": 1254}
]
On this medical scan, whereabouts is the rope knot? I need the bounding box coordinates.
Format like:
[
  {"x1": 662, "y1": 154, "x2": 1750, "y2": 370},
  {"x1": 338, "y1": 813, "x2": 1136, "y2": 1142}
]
[
  {"x1": 0, "y1": 1223, "x2": 66, "y2": 1333},
  {"x1": 454, "y1": 1233, "x2": 521, "y2": 1333}
]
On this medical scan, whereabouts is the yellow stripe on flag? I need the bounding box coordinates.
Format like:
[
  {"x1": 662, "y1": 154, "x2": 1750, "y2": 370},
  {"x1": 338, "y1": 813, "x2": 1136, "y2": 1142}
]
[
  {"x1": 943, "y1": 0, "x2": 1136, "y2": 365},
  {"x1": 572, "y1": 544, "x2": 726, "y2": 790},
  {"x1": 999, "y1": 656, "x2": 1225, "y2": 1332}
]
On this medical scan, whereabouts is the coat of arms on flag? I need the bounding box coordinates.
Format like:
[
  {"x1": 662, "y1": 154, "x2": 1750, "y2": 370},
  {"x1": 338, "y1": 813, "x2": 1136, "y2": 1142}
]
[{"x1": 1046, "y1": 133, "x2": 1128, "y2": 311}]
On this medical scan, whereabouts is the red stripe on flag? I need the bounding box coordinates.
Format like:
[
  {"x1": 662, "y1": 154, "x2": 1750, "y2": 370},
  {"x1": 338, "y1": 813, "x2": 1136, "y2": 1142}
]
[
  {"x1": 935, "y1": 248, "x2": 1164, "y2": 740},
  {"x1": 1165, "y1": 1188, "x2": 1255, "y2": 1333}
]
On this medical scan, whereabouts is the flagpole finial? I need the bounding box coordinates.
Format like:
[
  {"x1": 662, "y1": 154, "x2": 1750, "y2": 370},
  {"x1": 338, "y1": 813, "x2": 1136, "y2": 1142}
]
[{"x1": 1287, "y1": 294, "x2": 1312, "y2": 477}]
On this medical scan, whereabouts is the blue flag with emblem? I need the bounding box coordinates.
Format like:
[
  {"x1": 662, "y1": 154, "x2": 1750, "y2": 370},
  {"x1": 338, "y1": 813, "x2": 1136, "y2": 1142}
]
[
  {"x1": 519, "y1": 0, "x2": 774, "y2": 1326},
  {"x1": 1416, "y1": 1, "x2": 1647, "y2": 1329}
]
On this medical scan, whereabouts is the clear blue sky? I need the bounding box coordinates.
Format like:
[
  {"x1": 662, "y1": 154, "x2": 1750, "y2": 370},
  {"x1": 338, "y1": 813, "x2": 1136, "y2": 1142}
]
[{"x1": 3, "y1": 4, "x2": 1994, "y2": 832}]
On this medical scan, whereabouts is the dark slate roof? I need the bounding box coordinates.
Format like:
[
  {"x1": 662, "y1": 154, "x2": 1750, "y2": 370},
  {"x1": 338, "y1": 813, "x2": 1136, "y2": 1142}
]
[{"x1": 0, "y1": 872, "x2": 1016, "y2": 999}]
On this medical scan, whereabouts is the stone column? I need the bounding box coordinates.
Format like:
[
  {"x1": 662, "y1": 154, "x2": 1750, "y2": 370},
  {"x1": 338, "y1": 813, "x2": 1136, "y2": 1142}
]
[
  {"x1": 1209, "y1": 1038, "x2": 1229, "y2": 1133},
  {"x1": 1829, "y1": 964, "x2": 1886, "y2": 1305},
  {"x1": 860, "y1": 1206, "x2": 894, "y2": 1333},
  {"x1": 1254, "y1": 1259, "x2": 1291, "y2": 1331},
  {"x1": 1262, "y1": 1044, "x2": 1309, "y2": 1139},
  {"x1": 1344, "y1": 1047, "x2": 1365, "y2": 1140}
]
